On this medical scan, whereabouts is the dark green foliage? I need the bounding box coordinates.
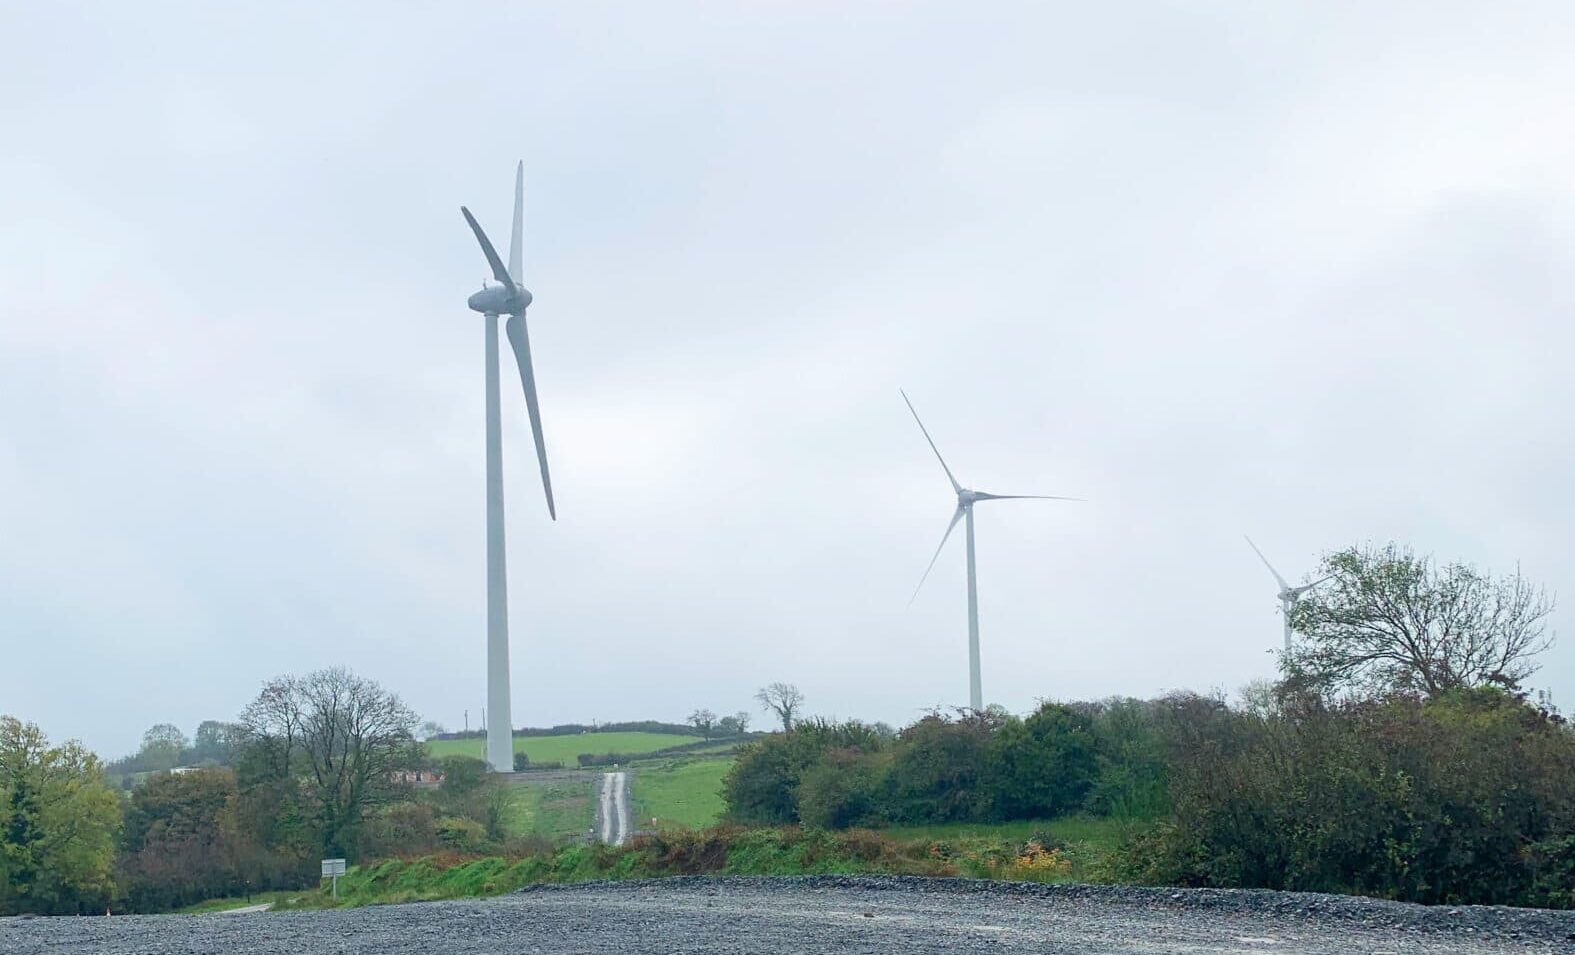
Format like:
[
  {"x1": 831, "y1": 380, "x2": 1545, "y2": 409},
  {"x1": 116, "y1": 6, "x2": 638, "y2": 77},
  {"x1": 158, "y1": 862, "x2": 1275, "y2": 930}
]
[
  {"x1": 1123, "y1": 688, "x2": 1575, "y2": 907},
  {"x1": 1083, "y1": 698, "x2": 1169, "y2": 819},
  {"x1": 883, "y1": 713, "x2": 994, "y2": 824},
  {"x1": 439, "y1": 756, "x2": 491, "y2": 799},
  {"x1": 797, "y1": 751, "x2": 890, "y2": 829},
  {"x1": 512, "y1": 751, "x2": 530, "y2": 772},
  {"x1": 723, "y1": 720, "x2": 885, "y2": 825},
  {"x1": 982, "y1": 703, "x2": 1097, "y2": 820}
]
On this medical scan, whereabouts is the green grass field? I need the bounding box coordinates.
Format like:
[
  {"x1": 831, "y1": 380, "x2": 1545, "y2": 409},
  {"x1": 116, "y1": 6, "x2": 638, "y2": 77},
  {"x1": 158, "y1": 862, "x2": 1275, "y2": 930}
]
[
  {"x1": 426, "y1": 731, "x2": 700, "y2": 765},
  {"x1": 497, "y1": 779, "x2": 597, "y2": 839},
  {"x1": 629, "y1": 756, "x2": 733, "y2": 830}
]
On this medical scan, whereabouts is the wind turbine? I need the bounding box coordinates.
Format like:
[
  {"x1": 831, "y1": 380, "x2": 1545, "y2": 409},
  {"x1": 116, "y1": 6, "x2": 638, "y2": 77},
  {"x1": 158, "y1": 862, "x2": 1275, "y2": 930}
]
[
  {"x1": 1244, "y1": 536, "x2": 1329, "y2": 653},
  {"x1": 903, "y1": 390, "x2": 1080, "y2": 712},
  {"x1": 460, "y1": 162, "x2": 556, "y2": 773}
]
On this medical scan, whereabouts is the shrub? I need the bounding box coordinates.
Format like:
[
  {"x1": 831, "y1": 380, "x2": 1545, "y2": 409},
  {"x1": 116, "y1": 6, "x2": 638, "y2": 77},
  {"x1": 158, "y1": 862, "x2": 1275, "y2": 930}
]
[
  {"x1": 434, "y1": 816, "x2": 490, "y2": 855},
  {"x1": 797, "y1": 750, "x2": 889, "y2": 829},
  {"x1": 982, "y1": 703, "x2": 1096, "y2": 820},
  {"x1": 883, "y1": 713, "x2": 994, "y2": 824}
]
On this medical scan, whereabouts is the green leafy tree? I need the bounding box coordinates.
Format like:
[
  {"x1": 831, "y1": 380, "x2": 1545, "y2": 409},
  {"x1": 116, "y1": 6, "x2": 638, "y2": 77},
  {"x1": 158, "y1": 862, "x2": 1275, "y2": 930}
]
[
  {"x1": 1288, "y1": 544, "x2": 1554, "y2": 698},
  {"x1": 190, "y1": 721, "x2": 242, "y2": 766},
  {"x1": 0, "y1": 717, "x2": 120, "y2": 914},
  {"x1": 138, "y1": 723, "x2": 189, "y2": 772}
]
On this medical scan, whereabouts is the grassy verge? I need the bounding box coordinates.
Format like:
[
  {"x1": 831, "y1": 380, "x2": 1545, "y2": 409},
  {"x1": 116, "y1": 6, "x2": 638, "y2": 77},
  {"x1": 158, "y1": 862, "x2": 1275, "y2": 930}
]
[
  {"x1": 427, "y1": 731, "x2": 702, "y2": 764},
  {"x1": 873, "y1": 814, "x2": 1135, "y2": 883},
  {"x1": 180, "y1": 819, "x2": 1139, "y2": 911},
  {"x1": 629, "y1": 756, "x2": 732, "y2": 830}
]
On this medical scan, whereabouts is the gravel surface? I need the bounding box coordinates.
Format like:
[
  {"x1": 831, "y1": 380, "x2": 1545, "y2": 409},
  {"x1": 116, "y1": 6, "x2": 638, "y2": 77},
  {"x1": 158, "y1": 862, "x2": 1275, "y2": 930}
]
[{"x1": 4, "y1": 876, "x2": 1573, "y2": 954}]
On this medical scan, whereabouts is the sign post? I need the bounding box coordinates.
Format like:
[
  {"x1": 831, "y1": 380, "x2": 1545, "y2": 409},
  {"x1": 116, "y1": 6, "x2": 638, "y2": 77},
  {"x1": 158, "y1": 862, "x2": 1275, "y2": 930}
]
[{"x1": 321, "y1": 858, "x2": 346, "y2": 900}]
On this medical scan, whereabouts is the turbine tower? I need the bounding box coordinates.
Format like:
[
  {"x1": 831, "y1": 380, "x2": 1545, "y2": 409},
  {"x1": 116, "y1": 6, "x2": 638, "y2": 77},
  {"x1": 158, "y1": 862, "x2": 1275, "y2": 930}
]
[
  {"x1": 460, "y1": 163, "x2": 556, "y2": 772},
  {"x1": 1244, "y1": 536, "x2": 1329, "y2": 652},
  {"x1": 903, "y1": 390, "x2": 1079, "y2": 711}
]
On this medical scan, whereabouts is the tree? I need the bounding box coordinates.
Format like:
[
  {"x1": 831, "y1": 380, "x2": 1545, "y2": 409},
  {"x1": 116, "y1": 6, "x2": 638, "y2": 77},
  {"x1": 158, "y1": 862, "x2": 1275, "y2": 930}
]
[
  {"x1": 191, "y1": 720, "x2": 242, "y2": 766},
  {"x1": 755, "y1": 683, "x2": 804, "y2": 731},
  {"x1": 732, "y1": 711, "x2": 751, "y2": 735},
  {"x1": 688, "y1": 709, "x2": 718, "y2": 742},
  {"x1": 1288, "y1": 544, "x2": 1555, "y2": 698},
  {"x1": 119, "y1": 768, "x2": 241, "y2": 911},
  {"x1": 0, "y1": 717, "x2": 120, "y2": 914},
  {"x1": 139, "y1": 723, "x2": 189, "y2": 772},
  {"x1": 419, "y1": 721, "x2": 448, "y2": 741},
  {"x1": 238, "y1": 667, "x2": 421, "y2": 859}
]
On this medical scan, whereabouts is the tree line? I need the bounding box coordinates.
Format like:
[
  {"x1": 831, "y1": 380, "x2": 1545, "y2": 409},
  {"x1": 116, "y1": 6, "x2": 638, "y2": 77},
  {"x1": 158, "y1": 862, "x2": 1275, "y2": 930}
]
[{"x1": 722, "y1": 544, "x2": 1574, "y2": 908}]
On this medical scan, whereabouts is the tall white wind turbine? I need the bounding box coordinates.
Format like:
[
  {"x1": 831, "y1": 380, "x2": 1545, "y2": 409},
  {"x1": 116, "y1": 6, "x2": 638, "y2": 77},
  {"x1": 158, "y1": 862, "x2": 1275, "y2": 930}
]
[
  {"x1": 1244, "y1": 536, "x2": 1329, "y2": 653},
  {"x1": 460, "y1": 163, "x2": 556, "y2": 772},
  {"x1": 903, "y1": 390, "x2": 1080, "y2": 712}
]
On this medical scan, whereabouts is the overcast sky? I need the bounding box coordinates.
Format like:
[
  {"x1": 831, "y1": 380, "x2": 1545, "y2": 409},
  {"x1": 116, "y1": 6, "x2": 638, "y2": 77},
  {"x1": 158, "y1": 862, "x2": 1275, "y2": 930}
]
[{"x1": 2, "y1": 3, "x2": 1572, "y2": 757}]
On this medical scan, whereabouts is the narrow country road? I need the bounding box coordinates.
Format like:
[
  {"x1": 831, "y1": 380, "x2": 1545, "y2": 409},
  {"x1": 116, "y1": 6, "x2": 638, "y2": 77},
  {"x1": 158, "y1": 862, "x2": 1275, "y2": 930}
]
[
  {"x1": 4, "y1": 877, "x2": 1571, "y2": 954},
  {"x1": 596, "y1": 771, "x2": 629, "y2": 846}
]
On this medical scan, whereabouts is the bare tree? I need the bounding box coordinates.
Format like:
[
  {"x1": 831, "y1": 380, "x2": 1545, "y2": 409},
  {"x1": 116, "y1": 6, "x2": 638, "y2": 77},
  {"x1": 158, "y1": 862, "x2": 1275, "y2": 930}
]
[
  {"x1": 239, "y1": 667, "x2": 421, "y2": 857},
  {"x1": 687, "y1": 709, "x2": 717, "y2": 742},
  {"x1": 755, "y1": 683, "x2": 804, "y2": 731},
  {"x1": 731, "y1": 710, "x2": 751, "y2": 735},
  {"x1": 1287, "y1": 544, "x2": 1555, "y2": 698}
]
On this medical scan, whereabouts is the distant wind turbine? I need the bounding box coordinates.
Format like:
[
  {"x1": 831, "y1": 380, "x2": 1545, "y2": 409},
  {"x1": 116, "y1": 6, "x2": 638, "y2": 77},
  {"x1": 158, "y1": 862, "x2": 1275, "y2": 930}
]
[
  {"x1": 903, "y1": 390, "x2": 1080, "y2": 712},
  {"x1": 1244, "y1": 536, "x2": 1330, "y2": 653},
  {"x1": 460, "y1": 163, "x2": 557, "y2": 773}
]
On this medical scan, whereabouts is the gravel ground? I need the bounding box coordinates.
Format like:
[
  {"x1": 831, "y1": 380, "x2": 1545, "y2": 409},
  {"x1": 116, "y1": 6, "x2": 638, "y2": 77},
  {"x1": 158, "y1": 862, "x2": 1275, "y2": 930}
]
[{"x1": 4, "y1": 876, "x2": 1573, "y2": 954}]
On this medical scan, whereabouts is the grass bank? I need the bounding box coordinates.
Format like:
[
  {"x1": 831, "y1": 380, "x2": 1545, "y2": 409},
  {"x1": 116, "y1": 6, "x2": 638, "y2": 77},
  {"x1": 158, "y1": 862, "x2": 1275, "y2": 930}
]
[{"x1": 184, "y1": 818, "x2": 1134, "y2": 911}]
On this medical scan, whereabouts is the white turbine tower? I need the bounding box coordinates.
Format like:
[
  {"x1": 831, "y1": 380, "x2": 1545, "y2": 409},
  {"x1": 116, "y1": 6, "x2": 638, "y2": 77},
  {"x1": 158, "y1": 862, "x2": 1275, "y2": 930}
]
[
  {"x1": 903, "y1": 390, "x2": 1080, "y2": 712},
  {"x1": 460, "y1": 163, "x2": 556, "y2": 773},
  {"x1": 1244, "y1": 536, "x2": 1329, "y2": 653}
]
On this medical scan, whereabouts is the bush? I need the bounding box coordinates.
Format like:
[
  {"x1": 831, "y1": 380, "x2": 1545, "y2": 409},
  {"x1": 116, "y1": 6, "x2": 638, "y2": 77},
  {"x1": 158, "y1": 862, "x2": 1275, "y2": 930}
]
[
  {"x1": 723, "y1": 720, "x2": 886, "y2": 825},
  {"x1": 513, "y1": 751, "x2": 529, "y2": 772},
  {"x1": 361, "y1": 803, "x2": 440, "y2": 859},
  {"x1": 797, "y1": 751, "x2": 889, "y2": 829},
  {"x1": 982, "y1": 703, "x2": 1096, "y2": 820},
  {"x1": 883, "y1": 714, "x2": 994, "y2": 824},
  {"x1": 1147, "y1": 689, "x2": 1575, "y2": 906},
  {"x1": 434, "y1": 816, "x2": 490, "y2": 855}
]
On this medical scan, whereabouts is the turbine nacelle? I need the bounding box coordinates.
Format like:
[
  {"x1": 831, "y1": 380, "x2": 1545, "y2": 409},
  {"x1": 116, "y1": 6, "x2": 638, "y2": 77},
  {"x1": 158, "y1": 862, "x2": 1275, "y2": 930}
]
[{"x1": 467, "y1": 284, "x2": 532, "y2": 315}]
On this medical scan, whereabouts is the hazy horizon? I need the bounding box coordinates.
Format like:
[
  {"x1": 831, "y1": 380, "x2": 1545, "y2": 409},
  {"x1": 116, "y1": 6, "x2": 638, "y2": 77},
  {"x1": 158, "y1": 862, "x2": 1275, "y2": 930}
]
[{"x1": 3, "y1": 3, "x2": 1571, "y2": 758}]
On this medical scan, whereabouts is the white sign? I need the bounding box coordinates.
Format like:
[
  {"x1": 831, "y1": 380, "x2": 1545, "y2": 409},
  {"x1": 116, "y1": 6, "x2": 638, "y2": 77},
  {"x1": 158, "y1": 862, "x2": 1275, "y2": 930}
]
[{"x1": 321, "y1": 858, "x2": 346, "y2": 878}]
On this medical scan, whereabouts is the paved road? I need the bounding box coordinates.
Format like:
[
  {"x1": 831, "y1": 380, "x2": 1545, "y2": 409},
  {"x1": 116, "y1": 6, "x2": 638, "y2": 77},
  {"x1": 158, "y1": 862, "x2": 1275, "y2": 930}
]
[
  {"x1": 4, "y1": 877, "x2": 1571, "y2": 954},
  {"x1": 596, "y1": 770, "x2": 629, "y2": 846}
]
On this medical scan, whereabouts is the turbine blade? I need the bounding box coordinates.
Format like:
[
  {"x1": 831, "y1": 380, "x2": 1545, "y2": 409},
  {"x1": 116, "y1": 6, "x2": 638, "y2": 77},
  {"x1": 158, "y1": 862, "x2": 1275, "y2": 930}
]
[
  {"x1": 1294, "y1": 574, "x2": 1335, "y2": 595},
  {"x1": 1244, "y1": 535, "x2": 1289, "y2": 590},
  {"x1": 972, "y1": 493, "x2": 1084, "y2": 502},
  {"x1": 505, "y1": 313, "x2": 556, "y2": 520},
  {"x1": 900, "y1": 389, "x2": 961, "y2": 493},
  {"x1": 461, "y1": 206, "x2": 515, "y2": 291},
  {"x1": 910, "y1": 505, "x2": 965, "y2": 605},
  {"x1": 508, "y1": 162, "x2": 524, "y2": 286}
]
